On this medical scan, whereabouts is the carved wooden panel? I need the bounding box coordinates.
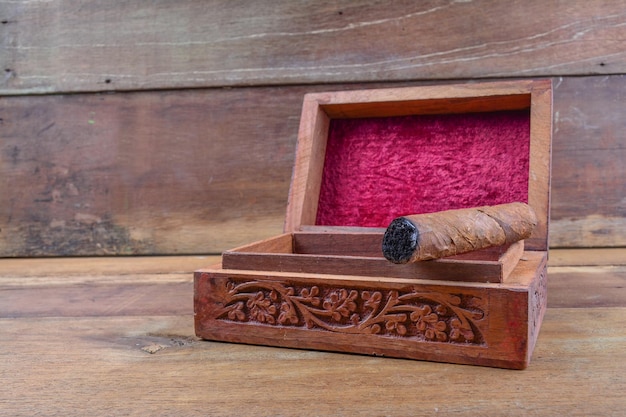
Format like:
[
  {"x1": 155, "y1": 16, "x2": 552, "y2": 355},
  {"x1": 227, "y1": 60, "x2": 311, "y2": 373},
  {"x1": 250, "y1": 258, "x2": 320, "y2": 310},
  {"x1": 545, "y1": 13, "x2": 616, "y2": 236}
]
[
  {"x1": 194, "y1": 252, "x2": 548, "y2": 369},
  {"x1": 207, "y1": 276, "x2": 486, "y2": 345}
]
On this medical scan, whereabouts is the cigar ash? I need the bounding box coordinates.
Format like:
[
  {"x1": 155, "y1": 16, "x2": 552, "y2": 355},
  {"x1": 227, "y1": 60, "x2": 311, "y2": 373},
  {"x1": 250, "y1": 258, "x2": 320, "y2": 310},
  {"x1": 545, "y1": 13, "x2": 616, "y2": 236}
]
[{"x1": 382, "y1": 217, "x2": 419, "y2": 264}]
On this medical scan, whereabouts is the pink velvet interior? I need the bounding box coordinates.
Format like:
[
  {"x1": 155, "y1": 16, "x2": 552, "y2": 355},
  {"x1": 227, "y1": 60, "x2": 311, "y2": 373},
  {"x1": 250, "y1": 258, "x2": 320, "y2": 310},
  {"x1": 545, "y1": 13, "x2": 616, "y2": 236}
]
[{"x1": 316, "y1": 110, "x2": 530, "y2": 227}]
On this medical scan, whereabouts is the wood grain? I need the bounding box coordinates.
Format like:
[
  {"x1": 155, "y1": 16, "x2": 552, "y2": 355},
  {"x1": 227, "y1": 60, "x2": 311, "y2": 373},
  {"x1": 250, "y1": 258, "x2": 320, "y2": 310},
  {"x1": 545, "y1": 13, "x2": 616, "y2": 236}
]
[
  {"x1": 0, "y1": 89, "x2": 299, "y2": 256},
  {"x1": 548, "y1": 265, "x2": 626, "y2": 308},
  {"x1": 1, "y1": 250, "x2": 623, "y2": 318},
  {"x1": 2, "y1": 262, "x2": 623, "y2": 318},
  {"x1": 0, "y1": 255, "x2": 219, "y2": 279},
  {"x1": 0, "y1": 280, "x2": 192, "y2": 318},
  {"x1": 1, "y1": 309, "x2": 624, "y2": 416},
  {"x1": 550, "y1": 75, "x2": 626, "y2": 247},
  {"x1": 0, "y1": 253, "x2": 623, "y2": 415},
  {"x1": 1, "y1": 1, "x2": 625, "y2": 94},
  {"x1": 0, "y1": 76, "x2": 624, "y2": 256},
  {"x1": 0, "y1": 0, "x2": 623, "y2": 408},
  {"x1": 549, "y1": 248, "x2": 626, "y2": 267}
]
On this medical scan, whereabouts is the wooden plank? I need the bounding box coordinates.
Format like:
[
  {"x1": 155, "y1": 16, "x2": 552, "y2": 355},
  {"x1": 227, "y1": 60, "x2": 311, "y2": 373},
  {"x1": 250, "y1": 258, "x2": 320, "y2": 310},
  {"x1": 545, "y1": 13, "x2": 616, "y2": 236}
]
[
  {"x1": 2, "y1": 264, "x2": 623, "y2": 317},
  {"x1": 549, "y1": 248, "x2": 626, "y2": 267},
  {"x1": 0, "y1": 76, "x2": 624, "y2": 256},
  {"x1": 548, "y1": 265, "x2": 626, "y2": 308},
  {"x1": 1, "y1": 309, "x2": 625, "y2": 416},
  {"x1": 0, "y1": 256, "x2": 218, "y2": 318},
  {"x1": 0, "y1": 280, "x2": 192, "y2": 318},
  {"x1": 1, "y1": 251, "x2": 623, "y2": 320},
  {"x1": 1, "y1": 1, "x2": 625, "y2": 94},
  {"x1": 0, "y1": 250, "x2": 622, "y2": 318},
  {"x1": 550, "y1": 75, "x2": 626, "y2": 247},
  {"x1": 0, "y1": 88, "x2": 299, "y2": 256},
  {"x1": 0, "y1": 255, "x2": 219, "y2": 279}
]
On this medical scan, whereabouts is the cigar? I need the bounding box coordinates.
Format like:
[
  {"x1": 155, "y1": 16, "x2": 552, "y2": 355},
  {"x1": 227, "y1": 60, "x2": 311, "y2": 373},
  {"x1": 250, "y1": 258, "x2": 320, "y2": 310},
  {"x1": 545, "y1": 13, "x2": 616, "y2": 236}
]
[{"x1": 382, "y1": 202, "x2": 537, "y2": 264}]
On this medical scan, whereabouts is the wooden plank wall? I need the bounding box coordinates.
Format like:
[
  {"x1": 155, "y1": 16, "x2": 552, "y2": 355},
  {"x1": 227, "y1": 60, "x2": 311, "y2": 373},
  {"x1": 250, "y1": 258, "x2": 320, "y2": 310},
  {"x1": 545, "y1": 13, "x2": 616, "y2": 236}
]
[{"x1": 1, "y1": 1, "x2": 624, "y2": 256}]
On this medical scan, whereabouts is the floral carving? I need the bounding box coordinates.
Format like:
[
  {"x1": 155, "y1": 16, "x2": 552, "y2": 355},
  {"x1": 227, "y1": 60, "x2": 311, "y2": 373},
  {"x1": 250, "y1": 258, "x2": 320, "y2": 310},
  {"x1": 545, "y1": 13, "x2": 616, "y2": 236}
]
[
  {"x1": 214, "y1": 278, "x2": 486, "y2": 345},
  {"x1": 246, "y1": 291, "x2": 277, "y2": 324},
  {"x1": 323, "y1": 289, "x2": 358, "y2": 321}
]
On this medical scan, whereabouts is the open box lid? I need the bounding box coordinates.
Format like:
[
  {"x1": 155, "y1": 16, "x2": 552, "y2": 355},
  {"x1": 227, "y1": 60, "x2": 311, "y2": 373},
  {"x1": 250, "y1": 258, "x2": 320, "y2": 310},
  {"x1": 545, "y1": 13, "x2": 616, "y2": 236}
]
[{"x1": 285, "y1": 80, "x2": 552, "y2": 252}]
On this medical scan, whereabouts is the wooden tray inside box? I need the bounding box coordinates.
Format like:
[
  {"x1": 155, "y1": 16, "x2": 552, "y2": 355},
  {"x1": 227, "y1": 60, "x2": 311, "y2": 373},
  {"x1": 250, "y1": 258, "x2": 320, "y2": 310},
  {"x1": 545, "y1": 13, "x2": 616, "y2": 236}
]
[{"x1": 222, "y1": 230, "x2": 525, "y2": 283}]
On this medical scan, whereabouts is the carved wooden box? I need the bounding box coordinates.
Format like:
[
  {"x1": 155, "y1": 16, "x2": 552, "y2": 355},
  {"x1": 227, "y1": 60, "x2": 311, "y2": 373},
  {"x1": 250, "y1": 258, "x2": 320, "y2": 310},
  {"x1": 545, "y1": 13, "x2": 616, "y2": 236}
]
[{"x1": 195, "y1": 80, "x2": 552, "y2": 369}]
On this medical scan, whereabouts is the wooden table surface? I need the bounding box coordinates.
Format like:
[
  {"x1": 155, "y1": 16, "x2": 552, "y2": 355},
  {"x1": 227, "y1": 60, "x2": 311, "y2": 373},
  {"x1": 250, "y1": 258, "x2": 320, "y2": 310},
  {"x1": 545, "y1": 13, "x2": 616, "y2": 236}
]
[{"x1": 1, "y1": 249, "x2": 625, "y2": 417}]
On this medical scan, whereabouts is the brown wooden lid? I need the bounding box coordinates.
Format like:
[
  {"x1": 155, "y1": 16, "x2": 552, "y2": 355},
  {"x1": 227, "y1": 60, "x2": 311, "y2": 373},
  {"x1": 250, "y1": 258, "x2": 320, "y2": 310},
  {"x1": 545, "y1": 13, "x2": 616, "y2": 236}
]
[{"x1": 285, "y1": 80, "x2": 552, "y2": 252}]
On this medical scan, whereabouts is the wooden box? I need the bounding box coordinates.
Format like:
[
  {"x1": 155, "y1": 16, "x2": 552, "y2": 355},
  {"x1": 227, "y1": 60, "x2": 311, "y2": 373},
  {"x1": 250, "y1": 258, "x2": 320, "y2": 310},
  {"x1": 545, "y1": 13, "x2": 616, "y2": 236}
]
[{"x1": 194, "y1": 80, "x2": 552, "y2": 369}]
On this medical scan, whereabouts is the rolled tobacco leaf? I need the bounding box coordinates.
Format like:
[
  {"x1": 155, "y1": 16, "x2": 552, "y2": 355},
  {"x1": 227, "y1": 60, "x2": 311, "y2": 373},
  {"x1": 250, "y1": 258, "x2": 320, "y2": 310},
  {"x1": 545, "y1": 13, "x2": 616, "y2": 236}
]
[{"x1": 382, "y1": 202, "x2": 537, "y2": 264}]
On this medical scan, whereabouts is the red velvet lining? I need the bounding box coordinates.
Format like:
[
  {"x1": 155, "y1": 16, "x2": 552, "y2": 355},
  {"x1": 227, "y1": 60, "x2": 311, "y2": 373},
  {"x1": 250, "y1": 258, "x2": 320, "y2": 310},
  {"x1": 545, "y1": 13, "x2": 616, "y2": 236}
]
[{"x1": 316, "y1": 110, "x2": 530, "y2": 227}]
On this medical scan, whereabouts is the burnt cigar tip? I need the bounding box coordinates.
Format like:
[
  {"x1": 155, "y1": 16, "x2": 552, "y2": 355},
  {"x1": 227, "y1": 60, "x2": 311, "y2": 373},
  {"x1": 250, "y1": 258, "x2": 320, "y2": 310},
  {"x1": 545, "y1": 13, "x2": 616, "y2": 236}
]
[{"x1": 382, "y1": 217, "x2": 418, "y2": 264}]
